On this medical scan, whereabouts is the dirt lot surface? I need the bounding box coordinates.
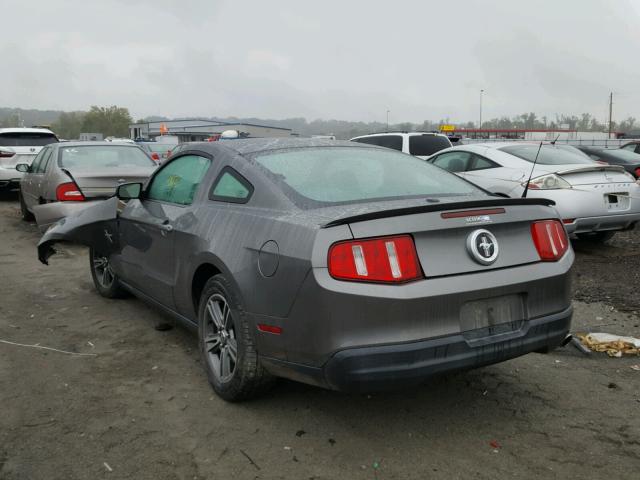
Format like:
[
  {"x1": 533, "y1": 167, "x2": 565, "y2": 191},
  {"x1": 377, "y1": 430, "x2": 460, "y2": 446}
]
[{"x1": 1, "y1": 196, "x2": 639, "y2": 480}]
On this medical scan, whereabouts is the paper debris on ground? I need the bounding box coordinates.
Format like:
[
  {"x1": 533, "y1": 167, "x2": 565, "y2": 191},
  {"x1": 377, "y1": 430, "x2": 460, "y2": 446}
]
[{"x1": 577, "y1": 333, "x2": 640, "y2": 357}]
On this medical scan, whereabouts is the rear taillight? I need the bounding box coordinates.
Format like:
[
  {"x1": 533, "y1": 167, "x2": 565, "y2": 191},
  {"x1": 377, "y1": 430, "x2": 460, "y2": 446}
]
[
  {"x1": 0, "y1": 150, "x2": 15, "y2": 158},
  {"x1": 635, "y1": 167, "x2": 640, "y2": 178},
  {"x1": 531, "y1": 220, "x2": 568, "y2": 261},
  {"x1": 151, "y1": 152, "x2": 160, "y2": 161},
  {"x1": 56, "y1": 182, "x2": 85, "y2": 202},
  {"x1": 328, "y1": 235, "x2": 423, "y2": 283}
]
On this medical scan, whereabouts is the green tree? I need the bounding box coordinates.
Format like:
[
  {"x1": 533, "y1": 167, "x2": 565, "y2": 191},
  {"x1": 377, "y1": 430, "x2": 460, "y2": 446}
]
[
  {"x1": 51, "y1": 111, "x2": 86, "y2": 139},
  {"x1": 81, "y1": 105, "x2": 132, "y2": 137}
]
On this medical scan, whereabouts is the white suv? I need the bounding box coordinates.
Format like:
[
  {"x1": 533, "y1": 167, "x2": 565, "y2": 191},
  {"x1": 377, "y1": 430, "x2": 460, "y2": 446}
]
[
  {"x1": 350, "y1": 132, "x2": 452, "y2": 159},
  {"x1": 0, "y1": 128, "x2": 59, "y2": 192}
]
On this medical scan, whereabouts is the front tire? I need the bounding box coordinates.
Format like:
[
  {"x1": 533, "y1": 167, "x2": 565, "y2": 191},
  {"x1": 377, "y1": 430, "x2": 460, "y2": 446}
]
[
  {"x1": 576, "y1": 231, "x2": 615, "y2": 243},
  {"x1": 19, "y1": 190, "x2": 34, "y2": 221},
  {"x1": 198, "y1": 275, "x2": 274, "y2": 402},
  {"x1": 89, "y1": 248, "x2": 127, "y2": 298}
]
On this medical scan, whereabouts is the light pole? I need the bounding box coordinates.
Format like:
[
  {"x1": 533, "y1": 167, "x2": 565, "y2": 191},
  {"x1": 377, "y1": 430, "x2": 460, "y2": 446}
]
[
  {"x1": 386, "y1": 109, "x2": 390, "y2": 132},
  {"x1": 479, "y1": 89, "x2": 484, "y2": 129}
]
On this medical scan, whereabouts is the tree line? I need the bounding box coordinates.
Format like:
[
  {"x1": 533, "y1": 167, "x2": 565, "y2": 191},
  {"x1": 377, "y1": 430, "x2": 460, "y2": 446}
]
[{"x1": 0, "y1": 107, "x2": 637, "y2": 140}]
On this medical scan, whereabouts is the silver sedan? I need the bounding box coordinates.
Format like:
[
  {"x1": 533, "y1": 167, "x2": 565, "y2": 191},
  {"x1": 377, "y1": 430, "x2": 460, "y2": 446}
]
[
  {"x1": 17, "y1": 141, "x2": 157, "y2": 230},
  {"x1": 428, "y1": 143, "x2": 640, "y2": 242}
]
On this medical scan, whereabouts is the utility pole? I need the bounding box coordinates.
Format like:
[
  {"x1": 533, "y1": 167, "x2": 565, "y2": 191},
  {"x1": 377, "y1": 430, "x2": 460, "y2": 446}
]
[
  {"x1": 608, "y1": 92, "x2": 613, "y2": 138},
  {"x1": 479, "y1": 89, "x2": 484, "y2": 129},
  {"x1": 386, "y1": 109, "x2": 390, "y2": 132}
]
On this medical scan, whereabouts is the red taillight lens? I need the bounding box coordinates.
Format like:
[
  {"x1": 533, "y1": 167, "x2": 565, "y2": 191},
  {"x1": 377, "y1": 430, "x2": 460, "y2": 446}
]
[
  {"x1": 0, "y1": 150, "x2": 15, "y2": 158},
  {"x1": 56, "y1": 182, "x2": 85, "y2": 202},
  {"x1": 531, "y1": 220, "x2": 568, "y2": 261},
  {"x1": 634, "y1": 167, "x2": 640, "y2": 178},
  {"x1": 151, "y1": 152, "x2": 160, "y2": 160},
  {"x1": 328, "y1": 235, "x2": 423, "y2": 283}
]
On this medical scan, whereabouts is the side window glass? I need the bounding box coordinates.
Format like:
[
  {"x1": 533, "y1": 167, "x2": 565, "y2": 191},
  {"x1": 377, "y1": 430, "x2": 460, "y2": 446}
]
[
  {"x1": 147, "y1": 154, "x2": 211, "y2": 205},
  {"x1": 35, "y1": 148, "x2": 52, "y2": 173},
  {"x1": 210, "y1": 168, "x2": 254, "y2": 203},
  {"x1": 621, "y1": 144, "x2": 636, "y2": 152},
  {"x1": 432, "y1": 152, "x2": 471, "y2": 173},
  {"x1": 29, "y1": 148, "x2": 47, "y2": 173},
  {"x1": 469, "y1": 155, "x2": 498, "y2": 171},
  {"x1": 40, "y1": 149, "x2": 55, "y2": 173}
]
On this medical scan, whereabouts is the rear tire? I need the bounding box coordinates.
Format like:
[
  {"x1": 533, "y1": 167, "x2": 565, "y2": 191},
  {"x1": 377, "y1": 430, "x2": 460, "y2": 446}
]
[
  {"x1": 89, "y1": 247, "x2": 128, "y2": 298},
  {"x1": 198, "y1": 274, "x2": 274, "y2": 402},
  {"x1": 576, "y1": 231, "x2": 615, "y2": 243},
  {"x1": 19, "y1": 190, "x2": 34, "y2": 221}
]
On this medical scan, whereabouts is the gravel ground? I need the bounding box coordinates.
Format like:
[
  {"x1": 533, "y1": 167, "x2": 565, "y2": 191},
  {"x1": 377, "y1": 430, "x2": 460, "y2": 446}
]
[{"x1": 1, "y1": 196, "x2": 639, "y2": 480}]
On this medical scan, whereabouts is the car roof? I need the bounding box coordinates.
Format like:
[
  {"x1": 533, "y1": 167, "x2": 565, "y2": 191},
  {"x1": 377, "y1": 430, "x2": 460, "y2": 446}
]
[{"x1": 0, "y1": 127, "x2": 56, "y2": 135}]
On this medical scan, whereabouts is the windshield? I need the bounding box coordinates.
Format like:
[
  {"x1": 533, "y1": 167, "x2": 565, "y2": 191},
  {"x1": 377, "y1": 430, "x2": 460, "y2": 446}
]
[
  {"x1": 499, "y1": 144, "x2": 595, "y2": 165},
  {"x1": 408, "y1": 135, "x2": 451, "y2": 156},
  {"x1": 59, "y1": 146, "x2": 155, "y2": 169},
  {"x1": 600, "y1": 149, "x2": 640, "y2": 164},
  {"x1": 0, "y1": 132, "x2": 58, "y2": 147},
  {"x1": 254, "y1": 147, "x2": 484, "y2": 207}
]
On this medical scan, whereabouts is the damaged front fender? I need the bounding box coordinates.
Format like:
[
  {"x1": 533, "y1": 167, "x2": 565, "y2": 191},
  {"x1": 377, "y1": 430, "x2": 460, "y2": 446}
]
[{"x1": 37, "y1": 197, "x2": 121, "y2": 265}]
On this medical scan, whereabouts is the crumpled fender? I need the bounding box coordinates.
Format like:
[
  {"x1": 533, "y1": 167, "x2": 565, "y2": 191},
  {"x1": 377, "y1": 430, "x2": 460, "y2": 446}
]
[{"x1": 37, "y1": 197, "x2": 120, "y2": 265}]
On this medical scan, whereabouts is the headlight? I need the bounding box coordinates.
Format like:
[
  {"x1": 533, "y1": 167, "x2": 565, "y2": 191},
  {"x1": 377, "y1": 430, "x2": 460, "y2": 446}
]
[{"x1": 522, "y1": 174, "x2": 571, "y2": 190}]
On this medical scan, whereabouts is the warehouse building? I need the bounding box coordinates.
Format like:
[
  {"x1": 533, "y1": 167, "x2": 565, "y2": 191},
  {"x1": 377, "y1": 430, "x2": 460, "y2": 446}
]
[{"x1": 129, "y1": 119, "x2": 294, "y2": 142}]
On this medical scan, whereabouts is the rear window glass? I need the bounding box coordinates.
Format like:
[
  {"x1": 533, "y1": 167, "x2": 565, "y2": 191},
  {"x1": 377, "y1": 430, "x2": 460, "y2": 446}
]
[
  {"x1": 352, "y1": 135, "x2": 403, "y2": 151},
  {"x1": 500, "y1": 145, "x2": 594, "y2": 165},
  {"x1": 254, "y1": 147, "x2": 483, "y2": 206},
  {"x1": 409, "y1": 135, "x2": 451, "y2": 156},
  {"x1": 0, "y1": 132, "x2": 58, "y2": 147},
  {"x1": 59, "y1": 146, "x2": 155, "y2": 170}
]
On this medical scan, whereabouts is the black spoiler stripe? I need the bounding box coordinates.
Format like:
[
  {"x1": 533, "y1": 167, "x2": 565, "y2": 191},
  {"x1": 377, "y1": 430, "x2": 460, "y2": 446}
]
[{"x1": 321, "y1": 198, "x2": 555, "y2": 228}]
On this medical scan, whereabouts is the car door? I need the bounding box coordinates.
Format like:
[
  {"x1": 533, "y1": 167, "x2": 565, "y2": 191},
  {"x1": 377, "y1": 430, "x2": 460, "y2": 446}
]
[
  {"x1": 430, "y1": 151, "x2": 473, "y2": 179},
  {"x1": 22, "y1": 147, "x2": 52, "y2": 209},
  {"x1": 116, "y1": 154, "x2": 212, "y2": 308}
]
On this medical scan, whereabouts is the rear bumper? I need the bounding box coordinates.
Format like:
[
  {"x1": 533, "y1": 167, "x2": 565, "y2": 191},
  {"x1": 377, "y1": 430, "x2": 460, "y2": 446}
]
[
  {"x1": 323, "y1": 306, "x2": 571, "y2": 392},
  {"x1": 564, "y1": 212, "x2": 640, "y2": 234},
  {"x1": 261, "y1": 306, "x2": 572, "y2": 392}
]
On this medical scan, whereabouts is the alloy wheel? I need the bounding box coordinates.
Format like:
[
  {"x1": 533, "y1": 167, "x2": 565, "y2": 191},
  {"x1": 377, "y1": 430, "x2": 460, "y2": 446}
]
[
  {"x1": 203, "y1": 293, "x2": 238, "y2": 381},
  {"x1": 92, "y1": 253, "x2": 115, "y2": 288}
]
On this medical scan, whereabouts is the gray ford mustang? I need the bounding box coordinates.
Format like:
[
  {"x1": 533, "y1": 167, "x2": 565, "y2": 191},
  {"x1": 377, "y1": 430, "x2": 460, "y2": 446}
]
[{"x1": 38, "y1": 138, "x2": 574, "y2": 401}]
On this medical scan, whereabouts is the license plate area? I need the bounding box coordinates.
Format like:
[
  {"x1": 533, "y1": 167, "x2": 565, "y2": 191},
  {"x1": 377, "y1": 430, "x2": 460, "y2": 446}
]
[
  {"x1": 460, "y1": 294, "x2": 526, "y2": 341},
  {"x1": 605, "y1": 192, "x2": 630, "y2": 211}
]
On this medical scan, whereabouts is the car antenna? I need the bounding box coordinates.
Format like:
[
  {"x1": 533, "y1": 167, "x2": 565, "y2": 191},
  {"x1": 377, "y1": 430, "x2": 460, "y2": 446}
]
[
  {"x1": 521, "y1": 142, "x2": 543, "y2": 198},
  {"x1": 521, "y1": 136, "x2": 560, "y2": 198}
]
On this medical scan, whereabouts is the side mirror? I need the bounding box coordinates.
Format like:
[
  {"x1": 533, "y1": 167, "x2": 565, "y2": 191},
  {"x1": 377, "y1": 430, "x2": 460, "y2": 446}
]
[
  {"x1": 15, "y1": 163, "x2": 30, "y2": 173},
  {"x1": 116, "y1": 182, "x2": 142, "y2": 200}
]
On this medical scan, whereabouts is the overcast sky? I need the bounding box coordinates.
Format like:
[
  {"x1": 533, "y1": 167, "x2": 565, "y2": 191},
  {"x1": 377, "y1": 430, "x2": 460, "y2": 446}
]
[{"x1": 2, "y1": 0, "x2": 640, "y2": 124}]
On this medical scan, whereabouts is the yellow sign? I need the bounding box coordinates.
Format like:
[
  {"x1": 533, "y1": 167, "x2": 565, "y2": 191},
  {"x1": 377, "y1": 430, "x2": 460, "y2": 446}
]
[{"x1": 440, "y1": 124, "x2": 455, "y2": 132}]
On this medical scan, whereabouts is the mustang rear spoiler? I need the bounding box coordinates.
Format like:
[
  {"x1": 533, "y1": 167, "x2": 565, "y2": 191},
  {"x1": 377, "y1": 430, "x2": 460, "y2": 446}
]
[{"x1": 322, "y1": 198, "x2": 556, "y2": 228}]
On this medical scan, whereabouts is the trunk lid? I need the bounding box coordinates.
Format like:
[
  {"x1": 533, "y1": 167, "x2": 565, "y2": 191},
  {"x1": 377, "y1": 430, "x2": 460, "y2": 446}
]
[
  {"x1": 65, "y1": 167, "x2": 156, "y2": 199},
  {"x1": 556, "y1": 165, "x2": 632, "y2": 185},
  {"x1": 317, "y1": 197, "x2": 559, "y2": 277}
]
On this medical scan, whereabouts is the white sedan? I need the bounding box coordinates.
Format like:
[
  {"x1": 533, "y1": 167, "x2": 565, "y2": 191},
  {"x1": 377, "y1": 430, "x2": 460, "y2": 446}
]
[{"x1": 428, "y1": 143, "x2": 640, "y2": 242}]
